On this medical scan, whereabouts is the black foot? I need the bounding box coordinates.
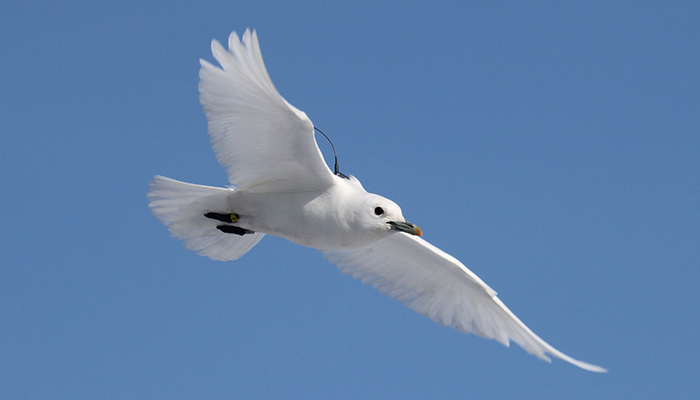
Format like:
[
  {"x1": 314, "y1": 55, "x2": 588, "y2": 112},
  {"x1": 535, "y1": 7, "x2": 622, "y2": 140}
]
[
  {"x1": 204, "y1": 212, "x2": 239, "y2": 223},
  {"x1": 216, "y1": 225, "x2": 255, "y2": 236}
]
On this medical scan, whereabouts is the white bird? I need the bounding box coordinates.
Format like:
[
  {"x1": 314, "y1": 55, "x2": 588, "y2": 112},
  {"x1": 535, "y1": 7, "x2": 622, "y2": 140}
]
[{"x1": 148, "y1": 29, "x2": 606, "y2": 373}]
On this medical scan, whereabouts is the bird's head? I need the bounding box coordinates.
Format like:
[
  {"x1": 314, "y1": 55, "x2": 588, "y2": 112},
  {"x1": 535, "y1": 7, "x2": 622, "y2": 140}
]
[{"x1": 358, "y1": 194, "x2": 422, "y2": 237}]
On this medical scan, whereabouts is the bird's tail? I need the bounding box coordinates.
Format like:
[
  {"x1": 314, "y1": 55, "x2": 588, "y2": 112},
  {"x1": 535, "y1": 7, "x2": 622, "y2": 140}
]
[{"x1": 147, "y1": 175, "x2": 264, "y2": 261}]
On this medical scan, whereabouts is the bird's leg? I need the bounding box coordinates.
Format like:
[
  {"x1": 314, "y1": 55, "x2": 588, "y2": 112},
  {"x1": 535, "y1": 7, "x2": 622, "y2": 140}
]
[
  {"x1": 204, "y1": 212, "x2": 255, "y2": 236},
  {"x1": 215, "y1": 225, "x2": 255, "y2": 236},
  {"x1": 204, "y1": 212, "x2": 240, "y2": 223}
]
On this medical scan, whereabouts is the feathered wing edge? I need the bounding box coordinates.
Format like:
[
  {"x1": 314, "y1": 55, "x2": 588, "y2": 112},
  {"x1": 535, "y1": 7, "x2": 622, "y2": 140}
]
[
  {"x1": 323, "y1": 233, "x2": 606, "y2": 373},
  {"x1": 213, "y1": 30, "x2": 308, "y2": 122},
  {"x1": 198, "y1": 30, "x2": 334, "y2": 193}
]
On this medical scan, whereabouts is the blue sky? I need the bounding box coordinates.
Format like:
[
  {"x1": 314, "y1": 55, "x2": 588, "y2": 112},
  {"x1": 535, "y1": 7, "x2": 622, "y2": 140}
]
[{"x1": 2, "y1": 1, "x2": 698, "y2": 398}]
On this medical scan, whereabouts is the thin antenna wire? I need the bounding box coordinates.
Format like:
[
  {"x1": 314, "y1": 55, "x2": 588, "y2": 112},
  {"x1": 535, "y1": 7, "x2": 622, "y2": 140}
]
[{"x1": 314, "y1": 127, "x2": 348, "y2": 178}]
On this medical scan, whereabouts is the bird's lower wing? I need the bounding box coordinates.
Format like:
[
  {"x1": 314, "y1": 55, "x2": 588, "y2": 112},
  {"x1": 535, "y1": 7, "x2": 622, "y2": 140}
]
[
  {"x1": 322, "y1": 234, "x2": 606, "y2": 372},
  {"x1": 199, "y1": 30, "x2": 334, "y2": 193}
]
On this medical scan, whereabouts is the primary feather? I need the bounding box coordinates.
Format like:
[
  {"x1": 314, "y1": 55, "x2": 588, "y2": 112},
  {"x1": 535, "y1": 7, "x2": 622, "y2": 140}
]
[
  {"x1": 199, "y1": 30, "x2": 333, "y2": 193},
  {"x1": 324, "y1": 234, "x2": 607, "y2": 373}
]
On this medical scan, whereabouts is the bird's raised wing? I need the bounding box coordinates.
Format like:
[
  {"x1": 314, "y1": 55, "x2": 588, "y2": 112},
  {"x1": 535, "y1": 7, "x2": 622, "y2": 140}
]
[
  {"x1": 199, "y1": 30, "x2": 334, "y2": 193},
  {"x1": 323, "y1": 233, "x2": 606, "y2": 372}
]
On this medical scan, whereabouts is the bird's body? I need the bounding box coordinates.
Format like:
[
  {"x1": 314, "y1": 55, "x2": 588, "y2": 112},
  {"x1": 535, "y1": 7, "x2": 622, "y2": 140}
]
[
  {"x1": 148, "y1": 29, "x2": 606, "y2": 372},
  {"x1": 218, "y1": 175, "x2": 406, "y2": 250}
]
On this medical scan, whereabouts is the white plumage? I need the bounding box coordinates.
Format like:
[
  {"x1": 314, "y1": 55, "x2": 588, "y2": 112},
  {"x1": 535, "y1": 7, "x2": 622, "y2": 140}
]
[
  {"x1": 148, "y1": 29, "x2": 606, "y2": 372},
  {"x1": 199, "y1": 31, "x2": 333, "y2": 193}
]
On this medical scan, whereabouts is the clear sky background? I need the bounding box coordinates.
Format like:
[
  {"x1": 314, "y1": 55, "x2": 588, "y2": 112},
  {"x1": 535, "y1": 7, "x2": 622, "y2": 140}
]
[{"x1": 2, "y1": 1, "x2": 698, "y2": 399}]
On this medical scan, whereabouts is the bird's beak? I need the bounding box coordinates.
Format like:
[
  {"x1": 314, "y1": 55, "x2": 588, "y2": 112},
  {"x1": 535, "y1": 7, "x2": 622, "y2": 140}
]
[{"x1": 388, "y1": 221, "x2": 422, "y2": 236}]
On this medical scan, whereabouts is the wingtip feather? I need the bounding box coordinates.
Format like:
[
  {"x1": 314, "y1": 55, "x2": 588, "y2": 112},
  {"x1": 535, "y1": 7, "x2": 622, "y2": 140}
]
[{"x1": 228, "y1": 30, "x2": 241, "y2": 44}]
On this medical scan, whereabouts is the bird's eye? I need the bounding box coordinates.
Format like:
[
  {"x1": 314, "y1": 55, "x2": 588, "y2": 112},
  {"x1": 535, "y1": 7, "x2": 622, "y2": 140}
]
[{"x1": 374, "y1": 207, "x2": 384, "y2": 216}]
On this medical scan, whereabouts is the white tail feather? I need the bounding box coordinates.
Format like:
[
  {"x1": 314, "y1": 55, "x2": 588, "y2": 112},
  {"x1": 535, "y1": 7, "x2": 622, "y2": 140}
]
[{"x1": 147, "y1": 175, "x2": 264, "y2": 261}]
